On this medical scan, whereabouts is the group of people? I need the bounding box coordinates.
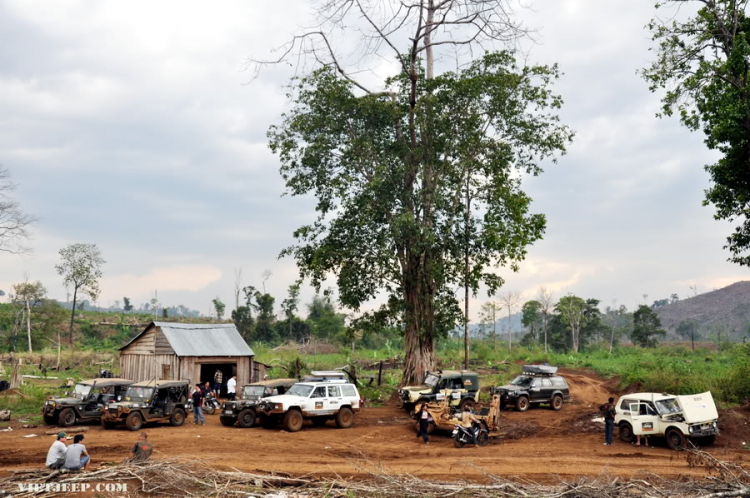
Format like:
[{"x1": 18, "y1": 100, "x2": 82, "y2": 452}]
[
  {"x1": 46, "y1": 432, "x2": 152, "y2": 472},
  {"x1": 190, "y1": 371, "x2": 237, "y2": 425}
]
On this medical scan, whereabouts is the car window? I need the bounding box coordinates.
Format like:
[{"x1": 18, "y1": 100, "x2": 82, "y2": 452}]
[
  {"x1": 310, "y1": 386, "x2": 327, "y2": 398},
  {"x1": 328, "y1": 386, "x2": 341, "y2": 397},
  {"x1": 437, "y1": 379, "x2": 449, "y2": 390},
  {"x1": 541, "y1": 378, "x2": 552, "y2": 387},
  {"x1": 620, "y1": 398, "x2": 637, "y2": 411},
  {"x1": 552, "y1": 377, "x2": 566, "y2": 387},
  {"x1": 531, "y1": 378, "x2": 542, "y2": 388},
  {"x1": 341, "y1": 385, "x2": 357, "y2": 397},
  {"x1": 639, "y1": 403, "x2": 657, "y2": 416}
]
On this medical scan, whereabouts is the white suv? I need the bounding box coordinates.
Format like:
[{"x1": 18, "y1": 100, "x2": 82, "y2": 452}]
[
  {"x1": 256, "y1": 380, "x2": 361, "y2": 432},
  {"x1": 615, "y1": 391, "x2": 719, "y2": 450}
]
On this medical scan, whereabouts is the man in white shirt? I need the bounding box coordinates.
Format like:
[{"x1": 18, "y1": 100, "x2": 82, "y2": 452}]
[
  {"x1": 227, "y1": 375, "x2": 237, "y2": 401},
  {"x1": 45, "y1": 432, "x2": 67, "y2": 470}
]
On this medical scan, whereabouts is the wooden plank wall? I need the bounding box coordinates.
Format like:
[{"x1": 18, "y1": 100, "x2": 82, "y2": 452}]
[
  {"x1": 121, "y1": 327, "x2": 156, "y2": 355},
  {"x1": 120, "y1": 354, "x2": 179, "y2": 383}
]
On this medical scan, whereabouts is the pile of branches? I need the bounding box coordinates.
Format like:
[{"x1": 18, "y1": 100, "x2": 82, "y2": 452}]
[{"x1": 1, "y1": 450, "x2": 748, "y2": 497}]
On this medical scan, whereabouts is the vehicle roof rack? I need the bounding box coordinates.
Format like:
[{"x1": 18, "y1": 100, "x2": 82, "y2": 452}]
[
  {"x1": 303, "y1": 371, "x2": 349, "y2": 383},
  {"x1": 522, "y1": 365, "x2": 558, "y2": 376}
]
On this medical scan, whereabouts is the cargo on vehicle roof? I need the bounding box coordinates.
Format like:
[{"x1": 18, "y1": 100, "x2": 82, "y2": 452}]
[{"x1": 522, "y1": 365, "x2": 558, "y2": 375}]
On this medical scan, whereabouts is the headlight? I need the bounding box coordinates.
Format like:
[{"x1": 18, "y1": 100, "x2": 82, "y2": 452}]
[
  {"x1": 689, "y1": 425, "x2": 697, "y2": 433},
  {"x1": 274, "y1": 403, "x2": 283, "y2": 410}
]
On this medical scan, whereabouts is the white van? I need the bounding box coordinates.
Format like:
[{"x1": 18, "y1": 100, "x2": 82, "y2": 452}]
[{"x1": 615, "y1": 391, "x2": 719, "y2": 450}]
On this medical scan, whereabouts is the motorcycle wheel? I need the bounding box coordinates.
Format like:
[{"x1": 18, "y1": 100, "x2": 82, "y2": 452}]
[
  {"x1": 453, "y1": 437, "x2": 466, "y2": 448},
  {"x1": 204, "y1": 403, "x2": 216, "y2": 416},
  {"x1": 477, "y1": 431, "x2": 489, "y2": 447}
]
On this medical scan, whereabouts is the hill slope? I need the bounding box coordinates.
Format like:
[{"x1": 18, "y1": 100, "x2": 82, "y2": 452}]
[{"x1": 654, "y1": 281, "x2": 750, "y2": 338}]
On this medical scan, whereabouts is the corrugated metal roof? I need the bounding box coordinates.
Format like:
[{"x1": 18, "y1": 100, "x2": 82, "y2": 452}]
[{"x1": 120, "y1": 322, "x2": 254, "y2": 357}]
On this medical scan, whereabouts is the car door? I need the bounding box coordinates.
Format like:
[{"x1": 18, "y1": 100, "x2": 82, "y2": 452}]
[
  {"x1": 309, "y1": 386, "x2": 329, "y2": 415},
  {"x1": 326, "y1": 385, "x2": 343, "y2": 413},
  {"x1": 630, "y1": 402, "x2": 659, "y2": 436},
  {"x1": 540, "y1": 378, "x2": 554, "y2": 401},
  {"x1": 529, "y1": 378, "x2": 544, "y2": 402}
]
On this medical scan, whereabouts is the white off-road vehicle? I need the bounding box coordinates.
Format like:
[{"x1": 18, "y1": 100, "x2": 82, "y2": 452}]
[
  {"x1": 256, "y1": 372, "x2": 361, "y2": 432},
  {"x1": 615, "y1": 391, "x2": 719, "y2": 450}
]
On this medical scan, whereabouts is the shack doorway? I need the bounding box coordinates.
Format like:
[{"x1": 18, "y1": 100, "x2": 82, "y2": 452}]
[{"x1": 199, "y1": 363, "x2": 236, "y2": 398}]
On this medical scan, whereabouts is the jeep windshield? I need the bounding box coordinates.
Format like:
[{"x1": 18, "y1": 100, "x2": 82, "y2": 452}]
[
  {"x1": 72, "y1": 384, "x2": 92, "y2": 400},
  {"x1": 123, "y1": 386, "x2": 154, "y2": 402},
  {"x1": 510, "y1": 376, "x2": 533, "y2": 387},
  {"x1": 424, "y1": 374, "x2": 440, "y2": 388},
  {"x1": 655, "y1": 398, "x2": 681, "y2": 415},
  {"x1": 287, "y1": 384, "x2": 314, "y2": 397},
  {"x1": 242, "y1": 386, "x2": 267, "y2": 399}
]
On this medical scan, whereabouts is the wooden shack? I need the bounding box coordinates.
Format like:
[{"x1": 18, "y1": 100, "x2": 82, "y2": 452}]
[{"x1": 119, "y1": 322, "x2": 256, "y2": 394}]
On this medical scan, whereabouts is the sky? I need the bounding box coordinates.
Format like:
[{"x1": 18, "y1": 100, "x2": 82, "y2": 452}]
[{"x1": 0, "y1": 0, "x2": 746, "y2": 320}]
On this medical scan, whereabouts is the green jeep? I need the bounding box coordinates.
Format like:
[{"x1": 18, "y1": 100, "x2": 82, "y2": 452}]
[
  {"x1": 42, "y1": 378, "x2": 133, "y2": 427},
  {"x1": 220, "y1": 378, "x2": 297, "y2": 428},
  {"x1": 398, "y1": 370, "x2": 479, "y2": 412}
]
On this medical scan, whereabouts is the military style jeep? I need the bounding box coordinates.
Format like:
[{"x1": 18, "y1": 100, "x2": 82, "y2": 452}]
[
  {"x1": 42, "y1": 378, "x2": 133, "y2": 427},
  {"x1": 399, "y1": 370, "x2": 480, "y2": 412},
  {"x1": 257, "y1": 379, "x2": 361, "y2": 432},
  {"x1": 492, "y1": 365, "x2": 571, "y2": 412},
  {"x1": 220, "y1": 378, "x2": 297, "y2": 428},
  {"x1": 101, "y1": 380, "x2": 191, "y2": 431}
]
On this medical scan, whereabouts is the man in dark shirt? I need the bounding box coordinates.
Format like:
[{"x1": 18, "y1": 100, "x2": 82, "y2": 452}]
[
  {"x1": 128, "y1": 432, "x2": 153, "y2": 462},
  {"x1": 599, "y1": 397, "x2": 617, "y2": 446},
  {"x1": 192, "y1": 384, "x2": 205, "y2": 426}
]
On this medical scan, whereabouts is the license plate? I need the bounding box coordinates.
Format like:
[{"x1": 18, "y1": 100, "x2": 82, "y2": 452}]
[{"x1": 225, "y1": 410, "x2": 233, "y2": 415}]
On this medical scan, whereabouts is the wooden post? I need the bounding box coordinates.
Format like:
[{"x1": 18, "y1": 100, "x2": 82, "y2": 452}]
[{"x1": 377, "y1": 361, "x2": 383, "y2": 386}]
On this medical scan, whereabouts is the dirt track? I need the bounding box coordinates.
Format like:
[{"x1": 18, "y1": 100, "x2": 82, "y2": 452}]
[{"x1": 1, "y1": 369, "x2": 748, "y2": 483}]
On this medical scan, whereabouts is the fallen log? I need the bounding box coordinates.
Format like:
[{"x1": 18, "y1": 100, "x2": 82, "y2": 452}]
[{"x1": 44, "y1": 426, "x2": 88, "y2": 435}]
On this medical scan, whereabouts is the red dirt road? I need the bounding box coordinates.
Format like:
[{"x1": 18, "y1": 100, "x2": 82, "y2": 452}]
[{"x1": 1, "y1": 369, "x2": 748, "y2": 483}]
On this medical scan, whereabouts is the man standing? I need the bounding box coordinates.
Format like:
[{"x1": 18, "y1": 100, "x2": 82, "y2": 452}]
[
  {"x1": 63, "y1": 434, "x2": 90, "y2": 471},
  {"x1": 45, "y1": 432, "x2": 67, "y2": 470},
  {"x1": 128, "y1": 432, "x2": 153, "y2": 462},
  {"x1": 599, "y1": 396, "x2": 617, "y2": 446},
  {"x1": 226, "y1": 374, "x2": 237, "y2": 401},
  {"x1": 192, "y1": 383, "x2": 205, "y2": 426},
  {"x1": 213, "y1": 368, "x2": 223, "y2": 397}
]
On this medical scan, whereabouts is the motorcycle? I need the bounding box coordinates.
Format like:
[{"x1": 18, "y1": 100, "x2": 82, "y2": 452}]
[
  {"x1": 203, "y1": 393, "x2": 222, "y2": 415},
  {"x1": 452, "y1": 422, "x2": 489, "y2": 448}
]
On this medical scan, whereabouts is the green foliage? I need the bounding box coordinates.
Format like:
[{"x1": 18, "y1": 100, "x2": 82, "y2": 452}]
[
  {"x1": 631, "y1": 304, "x2": 667, "y2": 348},
  {"x1": 521, "y1": 300, "x2": 543, "y2": 341},
  {"x1": 212, "y1": 297, "x2": 226, "y2": 320},
  {"x1": 270, "y1": 50, "x2": 572, "y2": 383},
  {"x1": 644, "y1": 1, "x2": 750, "y2": 265},
  {"x1": 123, "y1": 297, "x2": 133, "y2": 313}
]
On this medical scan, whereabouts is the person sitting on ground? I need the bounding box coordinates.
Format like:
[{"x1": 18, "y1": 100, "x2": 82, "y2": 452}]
[
  {"x1": 63, "y1": 434, "x2": 90, "y2": 472},
  {"x1": 128, "y1": 432, "x2": 153, "y2": 462},
  {"x1": 45, "y1": 432, "x2": 67, "y2": 470}
]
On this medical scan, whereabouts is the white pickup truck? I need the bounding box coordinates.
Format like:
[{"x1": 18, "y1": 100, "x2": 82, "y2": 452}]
[
  {"x1": 615, "y1": 391, "x2": 719, "y2": 450},
  {"x1": 256, "y1": 374, "x2": 361, "y2": 432}
]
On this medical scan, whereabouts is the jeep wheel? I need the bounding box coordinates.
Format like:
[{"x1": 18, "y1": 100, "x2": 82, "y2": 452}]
[
  {"x1": 170, "y1": 408, "x2": 186, "y2": 427},
  {"x1": 283, "y1": 410, "x2": 303, "y2": 432},
  {"x1": 515, "y1": 396, "x2": 530, "y2": 412},
  {"x1": 335, "y1": 407, "x2": 354, "y2": 429},
  {"x1": 58, "y1": 408, "x2": 76, "y2": 427},
  {"x1": 666, "y1": 428, "x2": 686, "y2": 450},
  {"x1": 238, "y1": 409, "x2": 256, "y2": 428},
  {"x1": 459, "y1": 398, "x2": 476, "y2": 412},
  {"x1": 551, "y1": 395, "x2": 563, "y2": 411},
  {"x1": 126, "y1": 412, "x2": 143, "y2": 431},
  {"x1": 618, "y1": 422, "x2": 634, "y2": 443},
  {"x1": 43, "y1": 414, "x2": 57, "y2": 426}
]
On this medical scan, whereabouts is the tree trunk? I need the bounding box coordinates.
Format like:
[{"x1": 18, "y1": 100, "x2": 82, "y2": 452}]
[
  {"x1": 56, "y1": 329, "x2": 61, "y2": 370},
  {"x1": 463, "y1": 173, "x2": 470, "y2": 370},
  {"x1": 9, "y1": 353, "x2": 22, "y2": 389},
  {"x1": 68, "y1": 287, "x2": 78, "y2": 346},
  {"x1": 609, "y1": 326, "x2": 615, "y2": 354},
  {"x1": 691, "y1": 330, "x2": 695, "y2": 352},
  {"x1": 543, "y1": 314, "x2": 548, "y2": 354},
  {"x1": 26, "y1": 297, "x2": 32, "y2": 353},
  {"x1": 401, "y1": 262, "x2": 436, "y2": 385},
  {"x1": 507, "y1": 308, "x2": 512, "y2": 351}
]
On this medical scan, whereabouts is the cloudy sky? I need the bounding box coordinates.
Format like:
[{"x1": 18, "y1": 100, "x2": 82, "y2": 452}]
[{"x1": 0, "y1": 0, "x2": 745, "y2": 319}]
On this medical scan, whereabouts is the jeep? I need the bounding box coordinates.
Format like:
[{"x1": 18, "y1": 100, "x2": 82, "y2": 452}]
[
  {"x1": 399, "y1": 370, "x2": 479, "y2": 412},
  {"x1": 256, "y1": 381, "x2": 361, "y2": 432},
  {"x1": 615, "y1": 391, "x2": 719, "y2": 450},
  {"x1": 492, "y1": 365, "x2": 571, "y2": 412},
  {"x1": 42, "y1": 378, "x2": 133, "y2": 427},
  {"x1": 101, "y1": 380, "x2": 190, "y2": 431},
  {"x1": 220, "y1": 378, "x2": 297, "y2": 428}
]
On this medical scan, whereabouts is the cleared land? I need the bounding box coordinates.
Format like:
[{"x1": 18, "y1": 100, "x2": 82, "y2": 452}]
[{"x1": 1, "y1": 369, "x2": 748, "y2": 485}]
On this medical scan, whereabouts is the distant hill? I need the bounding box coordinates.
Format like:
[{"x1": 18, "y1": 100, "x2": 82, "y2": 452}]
[{"x1": 653, "y1": 281, "x2": 750, "y2": 339}]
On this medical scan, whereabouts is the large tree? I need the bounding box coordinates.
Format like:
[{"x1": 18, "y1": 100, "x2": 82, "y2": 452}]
[
  {"x1": 55, "y1": 243, "x2": 105, "y2": 346},
  {"x1": 632, "y1": 304, "x2": 667, "y2": 348},
  {"x1": 271, "y1": 54, "x2": 571, "y2": 384},
  {"x1": 644, "y1": 1, "x2": 750, "y2": 264},
  {"x1": 556, "y1": 295, "x2": 587, "y2": 353},
  {"x1": 11, "y1": 280, "x2": 46, "y2": 353},
  {"x1": 263, "y1": 1, "x2": 571, "y2": 385}
]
